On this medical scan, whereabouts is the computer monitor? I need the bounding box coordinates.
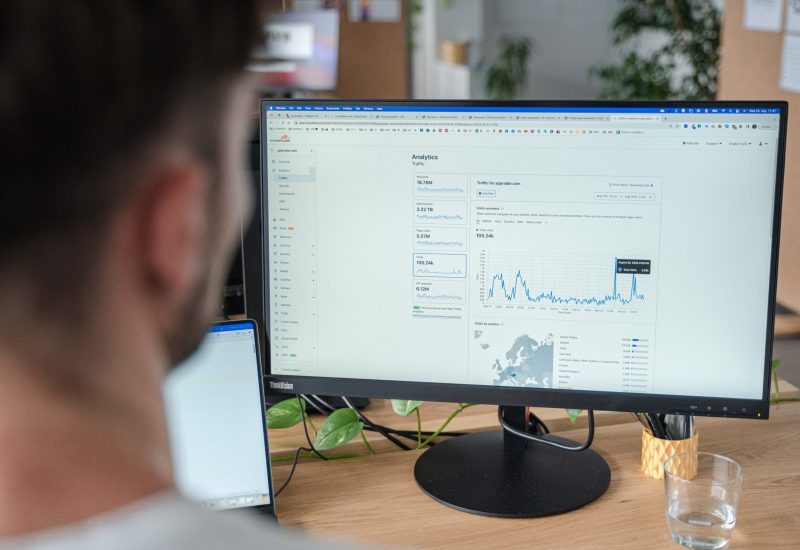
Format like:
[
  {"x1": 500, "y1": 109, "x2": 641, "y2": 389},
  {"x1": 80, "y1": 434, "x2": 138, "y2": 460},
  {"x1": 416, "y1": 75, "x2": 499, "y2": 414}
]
[
  {"x1": 249, "y1": 10, "x2": 339, "y2": 92},
  {"x1": 252, "y1": 100, "x2": 786, "y2": 517}
]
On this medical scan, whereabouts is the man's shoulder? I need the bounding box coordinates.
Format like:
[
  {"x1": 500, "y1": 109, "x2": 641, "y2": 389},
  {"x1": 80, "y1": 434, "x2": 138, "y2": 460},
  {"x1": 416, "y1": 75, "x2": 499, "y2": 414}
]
[{"x1": 0, "y1": 493, "x2": 322, "y2": 550}]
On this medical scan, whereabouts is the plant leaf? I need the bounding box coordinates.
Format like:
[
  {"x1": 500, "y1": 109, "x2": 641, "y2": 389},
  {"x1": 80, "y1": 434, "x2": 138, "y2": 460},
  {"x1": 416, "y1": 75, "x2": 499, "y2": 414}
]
[
  {"x1": 313, "y1": 408, "x2": 364, "y2": 451},
  {"x1": 266, "y1": 398, "x2": 305, "y2": 429},
  {"x1": 391, "y1": 399, "x2": 423, "y2": 416},
  {"x1": 565, "y1": 409, "x2": 582, "y2": 424}
]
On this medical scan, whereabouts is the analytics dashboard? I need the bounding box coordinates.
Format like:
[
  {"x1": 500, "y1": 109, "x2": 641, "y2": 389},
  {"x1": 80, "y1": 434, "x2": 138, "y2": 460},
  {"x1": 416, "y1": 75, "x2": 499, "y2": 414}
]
[{"x1": 264, "y1": 104, "x2": 781, "y2": 401}]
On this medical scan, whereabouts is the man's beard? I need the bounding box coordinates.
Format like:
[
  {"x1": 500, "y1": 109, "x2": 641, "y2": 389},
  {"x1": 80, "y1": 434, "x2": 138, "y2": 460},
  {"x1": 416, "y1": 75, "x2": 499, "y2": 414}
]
[{"x1": 163, "y1": 269, "x2": 217, "y2": 369}]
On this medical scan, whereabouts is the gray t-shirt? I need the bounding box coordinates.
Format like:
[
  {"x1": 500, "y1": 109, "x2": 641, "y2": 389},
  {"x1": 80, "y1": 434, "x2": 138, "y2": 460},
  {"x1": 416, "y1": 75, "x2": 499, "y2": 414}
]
[{"x1": 0, "y1": 492, "x2": 343, "y2": 549}]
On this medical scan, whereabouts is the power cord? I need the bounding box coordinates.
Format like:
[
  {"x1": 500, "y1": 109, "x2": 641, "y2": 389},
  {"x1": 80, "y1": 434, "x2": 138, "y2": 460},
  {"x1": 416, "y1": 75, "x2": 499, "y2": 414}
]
[
  {"x1": 528, "y1": 410, "x2": 550, "y2": 434},
  {"x1": 297, "y1": 395, "x2": 329, "y2": 460},
  {"x1": 274, "y1": 395, "x2": 328, "y2": 498},
  {"x1": 274, "y1": 446, "x2": 310, "y2": 497},
  {"x1": 498, "y1": 407, "x2": 594, "y2": 452},
  {"x1": 341, "y1": 396, "x2": 413, "y2": 450}
]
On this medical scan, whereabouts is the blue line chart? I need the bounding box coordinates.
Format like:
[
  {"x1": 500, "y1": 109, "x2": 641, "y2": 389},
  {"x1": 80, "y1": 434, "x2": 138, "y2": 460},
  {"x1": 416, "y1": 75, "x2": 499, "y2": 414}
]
[
  {"x1": 415, "y1": 292, "x2": 465, "y2": 302},
  {"x1": 415, "y1": 214, "x2": 465, "y2": 222},
  {"x1": 415, "y1": 240, "x2": 466, "y2": 248},
  {"x1": 415, "y1": 267, "x2": 465, "y2": 277},
  {"x1": 487, "y1": 259, "x2": 645, "y2": 306},
  {"x1": 416, "y1": 186, "x2": 466, "y2": 194}
]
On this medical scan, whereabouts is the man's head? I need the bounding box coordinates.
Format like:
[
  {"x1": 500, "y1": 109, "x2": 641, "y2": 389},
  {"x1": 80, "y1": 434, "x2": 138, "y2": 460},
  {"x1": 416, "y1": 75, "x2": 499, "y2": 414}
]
[{"x1": 0, "y1": 2, "x2": 260, "y2": 370}]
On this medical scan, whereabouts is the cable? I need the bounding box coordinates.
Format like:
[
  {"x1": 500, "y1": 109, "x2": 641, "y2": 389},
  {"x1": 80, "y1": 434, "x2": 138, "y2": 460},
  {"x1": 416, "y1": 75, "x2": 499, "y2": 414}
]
[
  {"x1": 528, "y1": 410, "x2": 550, "y2": 434},
  {"x1": 306, "y1": 394, "x2": 337, "y2": 414},
  {"x1": 312, "y1": 395, "x2": 467, "y2": 440},
  {"x1": 296, "y1": 395, "x2": 328, "y2": 460},
  {"x1": 341, "y1": 396, "x2": 412, "y2": 450},
  {"x1": 300, "y1": 394, "x2": 334, "y2": 416},
  {"x1": 303, "y1": 394, "x2": 427, "y2": 443},
  {"x1": 498, "y1": 407, "x2": 595, "y2": 452},
  {"x1": 274, "y1": 446, "x2": 310, "y2": 497}
]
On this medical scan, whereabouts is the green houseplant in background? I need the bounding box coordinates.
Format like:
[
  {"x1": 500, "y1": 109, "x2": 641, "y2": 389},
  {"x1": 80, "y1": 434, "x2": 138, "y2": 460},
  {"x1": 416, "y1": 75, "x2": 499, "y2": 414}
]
[
  {"x1": 483, "y1": 36, "x2": 532, "y2": 100},
  {"x1": 590, "y1": 0, "x2": 720, "y2": 100}
]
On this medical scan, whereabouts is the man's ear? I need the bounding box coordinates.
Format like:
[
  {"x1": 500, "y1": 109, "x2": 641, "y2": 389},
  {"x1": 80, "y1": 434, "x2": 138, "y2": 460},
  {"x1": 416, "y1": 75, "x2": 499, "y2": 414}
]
[{"x1": 133, "y1": 160, "x2": 211, "y2": 301}]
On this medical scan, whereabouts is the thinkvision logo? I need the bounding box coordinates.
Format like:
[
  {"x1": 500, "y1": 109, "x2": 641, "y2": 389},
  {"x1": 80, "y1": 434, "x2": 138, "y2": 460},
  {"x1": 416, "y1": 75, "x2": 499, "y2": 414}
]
[{"x1": 270, "y1": 381, "x2": 294, "y2": 390}]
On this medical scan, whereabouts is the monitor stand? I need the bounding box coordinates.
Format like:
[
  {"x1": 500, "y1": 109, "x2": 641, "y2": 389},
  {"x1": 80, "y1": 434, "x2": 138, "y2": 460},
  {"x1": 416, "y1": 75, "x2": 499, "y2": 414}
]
[{"x1": 413, "y1": 405, "x2": 610, "y2": 518}]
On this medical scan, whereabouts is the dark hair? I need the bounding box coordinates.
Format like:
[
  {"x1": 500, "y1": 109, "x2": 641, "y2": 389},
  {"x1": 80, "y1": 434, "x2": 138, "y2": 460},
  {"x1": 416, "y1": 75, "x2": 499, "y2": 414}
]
[{"x1": 0, "y1": 1, "x2": 260, "y2": 315}]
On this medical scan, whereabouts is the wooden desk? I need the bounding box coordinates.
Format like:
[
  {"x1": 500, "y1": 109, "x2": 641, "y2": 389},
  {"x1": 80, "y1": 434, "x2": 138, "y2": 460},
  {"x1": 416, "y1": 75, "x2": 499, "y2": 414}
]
[{"x1": 273, "y1": 401, "x2": 800, "y2": 548}]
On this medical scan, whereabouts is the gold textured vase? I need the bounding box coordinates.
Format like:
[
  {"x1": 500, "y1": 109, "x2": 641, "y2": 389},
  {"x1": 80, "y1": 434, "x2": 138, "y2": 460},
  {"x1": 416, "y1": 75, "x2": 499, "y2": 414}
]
[{"x1": 641, "y1": 428, "x2": 699, "y2": 480}]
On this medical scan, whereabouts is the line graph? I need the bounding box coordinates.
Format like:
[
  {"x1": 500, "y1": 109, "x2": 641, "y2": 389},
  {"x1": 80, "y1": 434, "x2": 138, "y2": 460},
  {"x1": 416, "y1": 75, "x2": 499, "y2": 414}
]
[
  {"x1": 415, "y1": 291, "x2": 464, "y2": 301},
  {"x1": 415, "y1": 186, "x2": 466, "y2": 194},
  {"x1": 413, "y1": 253, "x2": 467, "y2": 279},
  {"x1": 481, "y1": 252, "x2": 652, "y2": 309},
  {"x1": 415, "y1": 239, "x2": 466, "y2": 248},
  {"x1": 416, "y1": 267, "x2": 465, "y2": 276},
  {"x1": 414, "y1": 173, "x2": 467, "y2": 198},
  {"x1": 415, "y1": 214, "x2": 465, "y2": 223},
  {"x1": 414, "y1": 200, "x2": 467, "y2": 226},
  {"x1": 414, "y1": 226, "x2": 467, "y2": 251},
  {"x1": 413, "y1": 280, "x2": 466, "y2": 304}
]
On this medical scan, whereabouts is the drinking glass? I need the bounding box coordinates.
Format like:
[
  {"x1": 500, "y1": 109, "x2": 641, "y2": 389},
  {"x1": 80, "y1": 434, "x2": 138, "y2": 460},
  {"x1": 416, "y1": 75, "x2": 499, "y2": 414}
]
[{"x1": 664, "y1": 452, "x2": 744, "y2": 550}]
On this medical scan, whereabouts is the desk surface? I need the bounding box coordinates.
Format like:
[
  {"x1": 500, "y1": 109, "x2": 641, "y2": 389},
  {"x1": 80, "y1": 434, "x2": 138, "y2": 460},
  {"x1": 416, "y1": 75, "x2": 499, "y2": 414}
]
[{"x1": 272, "y1": 399, "x2": 800, "y2": 549}]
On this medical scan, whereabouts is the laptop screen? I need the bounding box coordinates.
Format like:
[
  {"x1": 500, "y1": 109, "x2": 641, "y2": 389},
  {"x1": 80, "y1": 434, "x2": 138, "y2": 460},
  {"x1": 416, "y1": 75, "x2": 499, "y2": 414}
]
[{"x1": 163, "y1": 321, "x2": 274, "y2": 511}]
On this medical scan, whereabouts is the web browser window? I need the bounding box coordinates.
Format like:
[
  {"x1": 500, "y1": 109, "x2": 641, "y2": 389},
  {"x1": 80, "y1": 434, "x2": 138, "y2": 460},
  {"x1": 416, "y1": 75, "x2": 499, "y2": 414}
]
[
  {"x1": 163, "y1": 323, "x2": 272, "y2": 510},
  {"x1": 264, "y1": 105, "x2": 780, "y2": 401}
]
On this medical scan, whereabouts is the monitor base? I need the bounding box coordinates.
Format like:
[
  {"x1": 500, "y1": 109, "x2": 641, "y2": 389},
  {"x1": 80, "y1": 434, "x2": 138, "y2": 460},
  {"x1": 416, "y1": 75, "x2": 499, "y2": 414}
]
[{"x1": 414, "y1": 422, "x2": 610, "y2": 518}]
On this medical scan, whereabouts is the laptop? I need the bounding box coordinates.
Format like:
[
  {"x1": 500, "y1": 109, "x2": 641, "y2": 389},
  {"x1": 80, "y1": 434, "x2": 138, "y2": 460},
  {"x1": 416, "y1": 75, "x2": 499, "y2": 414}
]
[{"x1": 163, "y1": 319, "x2": 276, "y2": 518}]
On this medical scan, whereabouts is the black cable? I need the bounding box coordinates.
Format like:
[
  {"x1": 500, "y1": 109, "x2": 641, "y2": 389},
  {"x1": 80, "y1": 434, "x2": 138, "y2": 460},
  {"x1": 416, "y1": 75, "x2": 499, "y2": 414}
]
[
  {"x1": 297, "y1": 395, "x2": 328, "y2": 460},
  {"x1": 300, "y1": 394, "x2": 331, "y2": 416},
  {"x1": 311, "y1": 395, "x2": 466, "y2": 440},
  {"x1": 303, "y1": 395, "x2": 434, "y2": 444},
  {"x1": 498, "y1": 407, "x2": 595, "y2": 452},
  {"x1": 341, "y1": 396, "x2": 412, "y2": 450},
  {"x1": 362, "y1": 425, "x2": 437, "y2": 446},
  {"x1": 305, "y1": 394, "x2": 339, "y2": 415},
  {"x1": 528, "y1": 410, "x2": 550, "y2": 434},
  {"x1": 274, "y1": 446, "x2": 310, "y2": 497},
  {"x1": 272, "y1": 396, "x2": 331, "y2": 499}
]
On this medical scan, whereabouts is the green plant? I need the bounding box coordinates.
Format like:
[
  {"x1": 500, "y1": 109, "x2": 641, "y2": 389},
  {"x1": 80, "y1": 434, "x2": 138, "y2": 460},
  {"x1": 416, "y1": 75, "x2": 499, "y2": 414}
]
[
  {"x1": 590, "y1": 0, "x2": 720, "y2": 100},
  {"x1": 406, "y1": 0, "x2": 423, "y2": 52},
  {"x1": 771, "y1": 359, "x2": 800, "y2": 405},
  {"x1": 483, "y1": 36, "x2": 532, "y2": 100},
  {"x1": 267, "y1": 397, "x2": 476, "y2": 462}
]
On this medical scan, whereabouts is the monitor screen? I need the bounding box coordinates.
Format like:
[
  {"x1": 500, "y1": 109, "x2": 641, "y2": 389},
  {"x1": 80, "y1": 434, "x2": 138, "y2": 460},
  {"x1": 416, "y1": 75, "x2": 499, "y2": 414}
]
[
  {"x1": 163, "y1": 322, "x2": 273, "y2": 510},
  {"x1": 259, "y1": 101, "x2": 784, "y2": 417},
  {"x1": 250, "y1": 10, "x2": 339, "y2": 92}
]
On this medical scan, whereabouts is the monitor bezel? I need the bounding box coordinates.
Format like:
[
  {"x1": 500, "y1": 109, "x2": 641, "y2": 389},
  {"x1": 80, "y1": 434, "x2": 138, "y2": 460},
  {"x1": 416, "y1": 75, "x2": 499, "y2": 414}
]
[{"x1": 253, "y1": 99, "x2": 787, "y2": 420}]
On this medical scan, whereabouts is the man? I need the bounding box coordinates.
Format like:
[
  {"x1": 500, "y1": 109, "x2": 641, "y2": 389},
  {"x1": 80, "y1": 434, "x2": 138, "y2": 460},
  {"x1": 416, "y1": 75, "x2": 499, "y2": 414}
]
[{"x1": 0, "y1": 3, "x2": 338, "y2": 548}]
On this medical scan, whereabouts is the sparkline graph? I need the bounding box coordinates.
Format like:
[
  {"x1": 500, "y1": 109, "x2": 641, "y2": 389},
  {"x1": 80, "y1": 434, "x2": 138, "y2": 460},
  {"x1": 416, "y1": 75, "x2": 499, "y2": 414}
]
[
  {"x1": 413, "y1": 280, "x2": 466, "y2": 304},
  {"x1": 415, "y1": 214, "x2": 465, "y2": 223},
  {"x1": 413, "y1": 253, "x2": 467, "y2": 279},
  {"x1": 415, "y1": 240, "x2": 466, "y2": 248},
  {"x1": 416, "y1": 267, "x2": 465, "y2": 276},
  {"x1": 415, "y1": 186, "x2": 466, "y2": 194}
]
